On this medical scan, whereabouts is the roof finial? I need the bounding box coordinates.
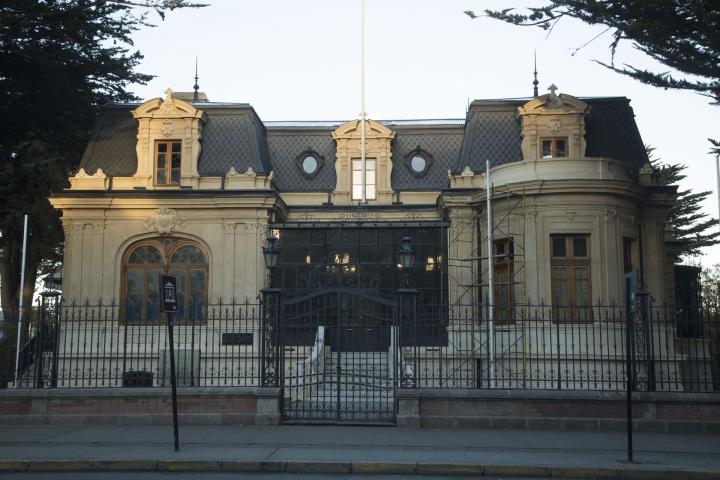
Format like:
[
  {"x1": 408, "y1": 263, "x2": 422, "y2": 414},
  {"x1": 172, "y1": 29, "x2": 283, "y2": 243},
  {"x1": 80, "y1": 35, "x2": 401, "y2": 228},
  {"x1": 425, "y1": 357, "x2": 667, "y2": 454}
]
[
  {"x1": 193, "y1": 55, "x2": 199, "y2": 101},
  {"x1": 532, "y1": 51, "x2": 539, "y2": 97}
]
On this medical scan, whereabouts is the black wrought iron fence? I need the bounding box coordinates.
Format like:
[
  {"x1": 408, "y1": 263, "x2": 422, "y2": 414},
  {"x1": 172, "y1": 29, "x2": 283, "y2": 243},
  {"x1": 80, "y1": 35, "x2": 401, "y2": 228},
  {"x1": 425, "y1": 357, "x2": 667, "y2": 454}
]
[
  {"x1": 7, "y1": 297, "x2": 262, "y2": 389},
  {"x1": 397, "y1": 301, "x2": 719, "y2": 392},
  {"x1": 2, "y1": 296, "x2": 718, "y2": 393}
]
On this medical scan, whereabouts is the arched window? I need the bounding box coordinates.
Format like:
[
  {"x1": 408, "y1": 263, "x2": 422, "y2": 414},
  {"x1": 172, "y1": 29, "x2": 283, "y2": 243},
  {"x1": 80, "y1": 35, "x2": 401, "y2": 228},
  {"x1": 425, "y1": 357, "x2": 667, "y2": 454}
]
[{"x1": 123, "y1": 238, "x2": 208, "y2": 323}]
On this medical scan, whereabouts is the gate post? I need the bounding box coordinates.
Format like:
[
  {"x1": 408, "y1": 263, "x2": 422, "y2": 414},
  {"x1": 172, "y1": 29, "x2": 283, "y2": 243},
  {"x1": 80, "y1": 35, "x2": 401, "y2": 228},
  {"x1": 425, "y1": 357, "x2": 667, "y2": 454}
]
[
  {"x1": 260, "y1": 288, "x2": 282, "y2": 387},
  {"x1": 397, "y1": 287, "x2": 419, "y2": 388}
]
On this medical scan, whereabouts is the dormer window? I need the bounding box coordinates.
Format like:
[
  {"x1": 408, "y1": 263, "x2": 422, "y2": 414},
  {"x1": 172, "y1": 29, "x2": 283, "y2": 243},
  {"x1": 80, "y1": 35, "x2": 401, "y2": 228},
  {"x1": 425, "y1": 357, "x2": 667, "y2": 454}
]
[
  {"x1": 541, "y1": 137, "x2": 567, "y2": 159},
  {"x1": 155, "y1": 140, "x2": 181, "y2": 185},
  {"x1": 352, "y1": 159, "x2": 376, "y2": 201},
  {"x1": 295, "y1": 148, "x2": 325, "y2": 179},
  {"x1": 404, "y1": 146, "x2": 433, "y2": 177}
]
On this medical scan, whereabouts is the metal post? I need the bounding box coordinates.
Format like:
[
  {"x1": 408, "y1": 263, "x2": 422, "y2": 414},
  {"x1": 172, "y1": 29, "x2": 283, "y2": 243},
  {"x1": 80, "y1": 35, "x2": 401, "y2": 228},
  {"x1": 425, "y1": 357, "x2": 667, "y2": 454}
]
[
  {"x1": 486, "y1": 160, "x2": 496, "y2": 388},
  {"x1": 13, "y1": 214, "x2": 29, "y2": 387},
  {"x1": 166, "y1": 311, "x2": 179, "y2": 452},
  {"x1": 624, "y1": 277, "x2": 634, "y2": 463}
]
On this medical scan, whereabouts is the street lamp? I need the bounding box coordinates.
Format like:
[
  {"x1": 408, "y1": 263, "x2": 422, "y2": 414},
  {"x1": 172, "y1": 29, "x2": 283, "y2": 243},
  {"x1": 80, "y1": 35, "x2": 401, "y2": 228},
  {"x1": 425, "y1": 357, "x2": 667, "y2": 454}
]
[
  {"x1": 263, "y1": 235, "x2": 279, "y2": 270},
  {"x1": 398, "y1": 236, "x2": 415, "y2": 289},
  {"x1": 262, "y1": 235, "x2": 279, "y2": 288},
  {"x1": 398, "y1": 236, "x2": 415, "y2": 270}
]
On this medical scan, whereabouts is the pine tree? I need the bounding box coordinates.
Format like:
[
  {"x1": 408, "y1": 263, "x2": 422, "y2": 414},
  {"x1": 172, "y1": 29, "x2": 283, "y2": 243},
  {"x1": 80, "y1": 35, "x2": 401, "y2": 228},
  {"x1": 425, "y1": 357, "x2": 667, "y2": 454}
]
[
  {"x1": 0, "y1": 0, "x2": 205, "y2": 385},
  {"x1": 647, "y1": 147, "x2": 720, "y2": 257}
]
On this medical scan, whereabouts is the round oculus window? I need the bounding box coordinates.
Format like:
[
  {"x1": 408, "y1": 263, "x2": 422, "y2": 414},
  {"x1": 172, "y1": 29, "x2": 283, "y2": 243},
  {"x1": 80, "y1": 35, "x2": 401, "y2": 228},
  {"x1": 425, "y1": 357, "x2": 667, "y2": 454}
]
[
  {"x1": 410, "y1": 155, "x2": 426, "y2": 173},
  {"x1": 302, "y1": 155, "x2": 318, "y2": 175}
]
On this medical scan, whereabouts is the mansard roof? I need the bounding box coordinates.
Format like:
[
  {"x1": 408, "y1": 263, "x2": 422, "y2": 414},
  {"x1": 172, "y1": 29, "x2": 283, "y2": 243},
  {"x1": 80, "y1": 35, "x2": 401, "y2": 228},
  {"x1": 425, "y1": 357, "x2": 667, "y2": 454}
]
[
  {"x1": 457, "y1": 96, "x2": 648, "y2": 173},
  {"x1": 78, "y1": 96, "x2": 648, "y2": 191}
]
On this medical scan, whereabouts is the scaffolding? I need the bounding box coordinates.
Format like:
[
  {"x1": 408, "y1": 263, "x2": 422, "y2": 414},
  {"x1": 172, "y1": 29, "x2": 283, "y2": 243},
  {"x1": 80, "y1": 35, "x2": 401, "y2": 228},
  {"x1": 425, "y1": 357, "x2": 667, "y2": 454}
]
[{"x1": 442, "y1": 165, "x2": 529, "y2": 387}]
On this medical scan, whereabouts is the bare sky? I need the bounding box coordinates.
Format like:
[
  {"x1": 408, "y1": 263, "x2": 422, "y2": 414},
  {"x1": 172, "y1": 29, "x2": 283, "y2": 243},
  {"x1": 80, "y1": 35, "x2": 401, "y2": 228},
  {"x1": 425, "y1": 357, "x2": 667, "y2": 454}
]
[{"x1": 129, "y1": 0, "x2": 719, "y2": 265}]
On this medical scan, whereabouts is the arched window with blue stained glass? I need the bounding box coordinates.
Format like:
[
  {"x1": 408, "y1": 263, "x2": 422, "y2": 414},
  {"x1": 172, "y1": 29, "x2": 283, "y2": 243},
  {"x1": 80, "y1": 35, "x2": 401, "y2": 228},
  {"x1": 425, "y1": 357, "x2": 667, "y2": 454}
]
[{"x1": 122, "y1": 238, "x2": 208, "y2": 323}]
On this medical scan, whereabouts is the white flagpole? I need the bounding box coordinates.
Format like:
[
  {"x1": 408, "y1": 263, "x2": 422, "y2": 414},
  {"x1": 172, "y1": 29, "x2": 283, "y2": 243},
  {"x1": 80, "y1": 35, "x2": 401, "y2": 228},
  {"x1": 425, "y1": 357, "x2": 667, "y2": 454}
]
[
  {"x1": 13, "y1": 214, "x2": 29, "y2": 387},
  {"x1": 360, "y1": 0, "x2": 367, "y2": 203}
]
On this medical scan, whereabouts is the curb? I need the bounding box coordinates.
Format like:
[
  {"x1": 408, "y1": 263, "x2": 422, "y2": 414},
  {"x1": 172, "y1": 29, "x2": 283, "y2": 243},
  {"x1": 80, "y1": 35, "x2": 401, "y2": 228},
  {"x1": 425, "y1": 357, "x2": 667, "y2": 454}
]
[{"x1": 0, "y1": 459, "x2": 718, "y2": 479}]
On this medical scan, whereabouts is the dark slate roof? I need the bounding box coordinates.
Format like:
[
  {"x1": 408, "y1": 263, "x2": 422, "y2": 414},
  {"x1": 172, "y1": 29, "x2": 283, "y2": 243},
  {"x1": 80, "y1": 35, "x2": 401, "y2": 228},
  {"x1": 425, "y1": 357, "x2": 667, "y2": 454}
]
[
  {"x1": 266, "y1": 127, "x2": 337, "y2": 192},
  {"x1": 197, "y1": 105, "x2": 271, "y2": 175},
  {"x1": 391, "y1": 125, "x2": 464, "y2": 191},
  {"x1": 78, "y1": 96, "x2": 647, "y2": 191},
  {"x1": 78, "y1": 102, "x2": 271, "y2": 177},
  {"x1": 79, "y1": 105, "x2": 138, "y2": 176},
  {"x1": 457, "y1": 97, "x2": 648, "y2": 173},
  {"x1": 584, "y1": 98, "x2": 648, "y2": 168}
]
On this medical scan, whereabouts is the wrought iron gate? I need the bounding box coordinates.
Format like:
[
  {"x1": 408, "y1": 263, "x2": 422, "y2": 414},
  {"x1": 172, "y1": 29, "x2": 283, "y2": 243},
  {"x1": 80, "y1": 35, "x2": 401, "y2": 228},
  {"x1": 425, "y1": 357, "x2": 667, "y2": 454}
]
[{"x1": 267, "y1": 288, "x2": 398, "y2": 423}]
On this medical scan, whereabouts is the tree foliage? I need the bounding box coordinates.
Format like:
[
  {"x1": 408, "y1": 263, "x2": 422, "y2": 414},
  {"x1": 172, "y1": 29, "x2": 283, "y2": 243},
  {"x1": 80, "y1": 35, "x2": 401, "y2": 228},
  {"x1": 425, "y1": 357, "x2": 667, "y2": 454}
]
[
  {"x1": 647, "y1": 146, "x2": 720, "y2": 257},
  {"x1": 476, "y1": 1, "x2": 720, "y2": 105},
  {"x1": 0, "y1": 0, "x2": 205, "y2": 382}
]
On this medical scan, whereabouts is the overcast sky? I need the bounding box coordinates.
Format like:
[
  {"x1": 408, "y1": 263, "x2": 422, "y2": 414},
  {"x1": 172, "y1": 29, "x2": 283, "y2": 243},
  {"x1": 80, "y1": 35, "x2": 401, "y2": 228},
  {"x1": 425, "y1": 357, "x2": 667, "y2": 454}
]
[{"x1": 129, "y1": 0, "x2": 719, "y2": 265}]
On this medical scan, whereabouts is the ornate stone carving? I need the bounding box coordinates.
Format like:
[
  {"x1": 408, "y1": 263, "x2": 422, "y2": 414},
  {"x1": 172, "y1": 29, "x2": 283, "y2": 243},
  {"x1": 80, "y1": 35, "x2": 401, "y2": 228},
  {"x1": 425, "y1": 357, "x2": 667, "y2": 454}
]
[
  {"x1": 143, "y1": 208, "x2": 186, "y2": 235},
  {"x1": 69, "y1": 168, "x2": 109, "y2": 190},
  {"x1": 162, "y1": 121, "x2": 174, "y2": 137},
  {"x1": 566, "y1": 211, "x2": 577, "y2": 222},
  {"x1": 158, "y1": 88, "x2": 178, "y2": 114},
  {"x1": 460, "y1": 166, "x2": 474, "y2": 177},
  {"x1": 224, "y1": 223, "x2": 236, "y2": 234}
]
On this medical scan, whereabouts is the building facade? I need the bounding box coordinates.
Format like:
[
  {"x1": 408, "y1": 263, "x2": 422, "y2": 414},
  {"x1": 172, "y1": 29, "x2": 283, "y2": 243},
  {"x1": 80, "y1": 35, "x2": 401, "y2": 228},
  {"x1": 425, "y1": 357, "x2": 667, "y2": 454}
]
[{"x1": 43, "y1": 86, "x2": 711, "y2": 419}]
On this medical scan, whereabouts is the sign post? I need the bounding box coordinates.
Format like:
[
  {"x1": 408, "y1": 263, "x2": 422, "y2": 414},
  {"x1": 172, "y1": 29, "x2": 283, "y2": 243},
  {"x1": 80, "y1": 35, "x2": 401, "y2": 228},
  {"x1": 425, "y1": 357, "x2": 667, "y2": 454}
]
[
  {"x1": 160, "y1": 274, "x2": 179, "y2": 452},
  {"x1": 624, "y1": 272, "x2": 637, "y2": 463}
]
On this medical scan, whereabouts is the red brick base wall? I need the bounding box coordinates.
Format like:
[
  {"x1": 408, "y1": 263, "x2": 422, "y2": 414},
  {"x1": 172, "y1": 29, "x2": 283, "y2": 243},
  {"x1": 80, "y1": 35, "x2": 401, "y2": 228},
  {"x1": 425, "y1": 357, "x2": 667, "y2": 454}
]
[
  {"x1": 397, "y1": 389, "x2": 720, "y2": 432},
  {"x1": 0, "y1": 387, "x2": 280, "y2": 425}
]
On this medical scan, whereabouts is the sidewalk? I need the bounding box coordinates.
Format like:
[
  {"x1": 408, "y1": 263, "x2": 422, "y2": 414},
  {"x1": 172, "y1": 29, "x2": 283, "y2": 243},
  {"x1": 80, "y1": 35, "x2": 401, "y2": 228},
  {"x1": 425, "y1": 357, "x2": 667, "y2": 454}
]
[{"x1": 0, "y1": 423, "x2": 719, "y2": 478}]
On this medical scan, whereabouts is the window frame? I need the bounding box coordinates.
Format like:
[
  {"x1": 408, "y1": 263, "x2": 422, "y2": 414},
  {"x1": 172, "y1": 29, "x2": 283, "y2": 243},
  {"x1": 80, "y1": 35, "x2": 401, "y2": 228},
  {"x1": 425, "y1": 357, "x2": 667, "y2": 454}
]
[
  {"x1": 493, "y1": 238, "x2": 514, "y2": 324},
  {"x1": 154, "y1": 140, "x2": 182, "y2": 186},
  {"x1": 121, "y1": 238, "x2": 208, "y2": 324},
  {"x1": 540, "y1": 137, "x2": 568, "y2": 159},
  {"x1": 550, "y1": 234, "x2": 592, "y2": 322},
  {"x1": 351, "y1": 158, "x2": 376, "y2": 201}
]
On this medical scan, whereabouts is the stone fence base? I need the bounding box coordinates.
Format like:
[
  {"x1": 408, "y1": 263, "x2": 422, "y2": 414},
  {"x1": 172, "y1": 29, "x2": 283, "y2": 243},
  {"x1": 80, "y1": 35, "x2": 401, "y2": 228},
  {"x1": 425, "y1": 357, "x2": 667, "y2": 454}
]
[
  {"x1": 396, "y1": 389, "x2": 720, "y2": 433},
  {"x1": 0, "y1": 387, "x2": 281, "y2": 426}
]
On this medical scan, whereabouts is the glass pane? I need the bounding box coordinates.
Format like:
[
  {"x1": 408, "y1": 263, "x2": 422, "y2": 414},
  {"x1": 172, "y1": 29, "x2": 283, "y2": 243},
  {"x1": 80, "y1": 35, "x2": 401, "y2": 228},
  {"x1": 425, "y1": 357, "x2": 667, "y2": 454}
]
[
  {"x1": 188, "y1": 270, "x2": 206, "y2": 322},
  {"x1": 156, "y1": 154, "x2": 166, "y2": 184},
  {"x1": 128, "y1": 245, "x2": 163, "y2": 264},
  {"x1": 124, "y1": 270, "x2": 143, "y2": 323},
  {"x1": 556, "y1": 140, "x2": 567, "y2": 157},
  {"x1": 574, "y1": 267, "x2": 590, "y2": 320},
  {"x1": 366, "y1": 160, "x2": 375, "y2": 170},
  {"x1": 352, "y1": 185, "x2": 363, "y2": 200},
  {"x1": 366, "y1": 170, "x2": 376, "y2": 184},
  {"x1": 573, "y1": 237, "x2": 587, "y2": 257},
  {"x1": 411, "y1": 155, "x2": 426, "y2": 172},
  {"x1": 542, "y1": 140, "x2": 552, "y2": 158},
  {"x1": 157, "y1": 143, "x2": 167, "y2": 153},
  {"x1": 552, "y1": 237, "x2": 566, "y2": 257},
  {"x1": 552, "y1": 267, "x2": 569, "y2": 307},
  {"x1": 146, "y1": 270, "x2": 162, "y2": 323},
  {"x1": 171, "y1": 245, "x2": 205, "y2": 264},
  {"x1": 352, "y1": 170, "x2": 362, "y2": 185},
  {"x1": 171, "y1": 168, "x2": 180, "y2": 184},
  {"x1": 365, "y1": 185, "x2": 376, "y2": 199},
  {"x1": 302, "y1": 155, "x2": 318, "y2": 174},
  {"x1": 495, "y1": 242, "x2": 505, "y2": 256},
  {"x1": 352, "y1": 160, "x2": 362, "y2": 171},
  {"x1": 171, "y1": 142, "x2": 181, "y2": 153}
]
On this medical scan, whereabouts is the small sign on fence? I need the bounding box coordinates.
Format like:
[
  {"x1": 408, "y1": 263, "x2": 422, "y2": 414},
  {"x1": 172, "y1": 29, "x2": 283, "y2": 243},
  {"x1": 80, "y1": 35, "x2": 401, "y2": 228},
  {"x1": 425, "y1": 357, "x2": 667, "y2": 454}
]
[{"x1": 159, "y1": 274, "x2": 178, "y2": 313}]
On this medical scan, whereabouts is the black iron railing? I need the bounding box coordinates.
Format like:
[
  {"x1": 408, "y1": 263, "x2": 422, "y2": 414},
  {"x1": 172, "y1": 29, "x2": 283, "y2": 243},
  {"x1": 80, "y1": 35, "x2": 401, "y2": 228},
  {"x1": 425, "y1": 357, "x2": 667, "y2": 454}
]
[{"x1": 2, "y1": 297, "x2": 718, "y2": 393}]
